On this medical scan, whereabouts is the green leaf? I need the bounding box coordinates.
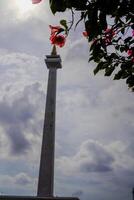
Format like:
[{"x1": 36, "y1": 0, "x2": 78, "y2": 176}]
[
  {"x1": 90, "y1": 40, "x2": 98, "y2": 51},
  {"x1": 68, "y1": 0, "x2": 87, "y2": 10},
  {"x1": 121, "y1": 63, "x2": 129, "y2": 70},
  {"x1": 126, "y1": 75, "x2": 134, "y2": 88},
  {"x1": 121, "y1": 27, "x2": 125, "y2": 34},
  {"x1": 49, "y1": 0, "x2": 57, "y2": 14},
  {"x1": 50, "y1": 0, "x2": 66, "y2": 14},
  {"x1": 99, "y1": 11, "x2": 107, "y2": 30},
  {"x1": 88, "y1": 56, "x2": 94, "y2": 62},
  {"x1": 121, "y1": 71, "x2": 129, "y2": 79},
  {"x1": 124, "y1": 37, "x2": 132, "y2": 43},
  {"x1": 110, "y1": 53, "x2": 119, "y2": 59},
  {"x1": 129, "y1": 39, "x2": 134, "y2": 45},
  {"x1": 105, "y1": 66, "x2": 115, "y2": 76},
  {"x1": 120, "y1": 46, "x2": 125, "y2": 52},
  {"x1": 94, "y1": 62, "x2": 105, "y2": 75},
  {"x1": 115, "y1": 45, "x2": 120, "y2": 50},
  {"x1": 60, "y1": 19, "x2": 68, "y2": 30},
  {"x1": 114, "y1": 70, "x2": 123, "y2": 80}
]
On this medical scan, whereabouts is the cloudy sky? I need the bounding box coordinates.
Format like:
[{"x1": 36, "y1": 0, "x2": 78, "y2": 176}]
[{"x1": 0, "y1": 1, "x2": 134, "y2": 200}]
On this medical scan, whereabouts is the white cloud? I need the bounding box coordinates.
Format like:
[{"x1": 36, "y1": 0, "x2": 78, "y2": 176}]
[
  {"x1": 0, "y1": 172, "x2": 36, "y2": 195},
  {"x1": 0, "y1": 51, "x2": 39, "y2": 66}
]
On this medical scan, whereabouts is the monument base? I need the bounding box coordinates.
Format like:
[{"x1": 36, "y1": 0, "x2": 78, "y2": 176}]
[{"x1": 0, "y1": 196, "x2": 79, "y2": 200}]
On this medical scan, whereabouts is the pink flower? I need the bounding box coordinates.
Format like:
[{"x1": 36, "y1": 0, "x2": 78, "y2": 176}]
[
  {"x1": 32, "y1": 0, "x2": 42, "y2": 4},
  {"x1": 49, "y1": 25, "x2": 63, "y2": 35},
  {"x1": 83, "y1": 31, "x2": 89, "y2": 37},
  {"x1": 127, "y1": 50, "x2": 133, "y2": 56},
  {"x1": 105, "y1": 28, "x2": 115, "y2": 36},
  {"x1": 104, "y1": 28, "x2": 115, "y2": 45},
  {"x1": 49, "y1": 25, "x2": 66, "y2": 47},
  {"x1": 105, "y1": 28, "x2": 111, "y2": 33},
  {"x1": 127, "y1": 49, "x2": 134, "y2": 62},
  {"x1": 92, "y1": 38, "x2": 97, "y2": 45},
  {"x1": 50, "y1": 34, "x2": 66, "y2": 47}
]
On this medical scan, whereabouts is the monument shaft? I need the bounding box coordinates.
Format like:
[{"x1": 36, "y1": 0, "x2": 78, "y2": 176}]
[
  {"x1": 37, "y1": 68, "x2": 57, "y2": 197},
  {"x1": 37, "y1": 53, "x2": 62, "y2": 197}
]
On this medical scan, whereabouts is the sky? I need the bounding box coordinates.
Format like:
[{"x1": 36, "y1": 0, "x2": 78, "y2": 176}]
[{"x1": 0, "y1": 1, "x2": 134, "y2": 200}]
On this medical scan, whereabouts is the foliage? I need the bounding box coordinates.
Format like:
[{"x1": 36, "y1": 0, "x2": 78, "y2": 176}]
[{"x1": 49, "y1": 0, "x2": 134, "y2": 91}]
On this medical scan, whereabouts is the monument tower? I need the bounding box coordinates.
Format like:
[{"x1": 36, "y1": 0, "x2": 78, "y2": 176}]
[{"x1": 37, "y1": 45, "x2": 62, "y2": 197}]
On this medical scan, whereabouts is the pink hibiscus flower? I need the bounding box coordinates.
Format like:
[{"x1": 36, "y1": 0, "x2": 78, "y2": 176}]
[
  {"x1": 49, "y1": 25, "x2": 63, "y2": 35},
  {"x1": 50, "y1": 34, "x2": 66, "y2": 47},
  {"x1": 83, "y1": 31, "x2": 89, "y2": 37},
  {"x1": 32, "y1": 0, "x2": 42, "y2": 4}
]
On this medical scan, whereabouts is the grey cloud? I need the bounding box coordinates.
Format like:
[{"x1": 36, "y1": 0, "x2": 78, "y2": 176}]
[
  {"x1": 0, "y1": 98, "x2": 32, "y2": 155},
  {"x1": 79, "y1": 140, "x2": 114, "y2": 173},
  {"x1": 14, "y1": 173, "x2": 32, "y2": 185},
  {"x1": 0, "y1": 82, "x2": 45, "y2": 155},
  {"x1": 81, "y1": 162, "x2": 112, "y2": 173},
  {"x1": 78, "y1": 140, "x2": 114, "y2": 173},
  {"x1": 125, "y1": 141, "x2": 134, "y2": 157},
  {"x1": 56, "y1": 140, "x2": 114, "y2": 175},
  {"x1": 0, "y1": 97, "x2": 34, "y2": 125},
  {"x1": 6, "y1": 125, "x2": 30, "y2": 155},
  {"x1": 123, "y1": 106, "x2": 134, "y2": 115},
  {"x1": 115, "y1": 169, "x2": 134, "y2": 188}
]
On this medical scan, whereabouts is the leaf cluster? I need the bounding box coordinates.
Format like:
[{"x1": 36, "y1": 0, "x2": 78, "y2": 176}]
[{"x1": 49, "y1": 0, "x2": 134, "y2": 91}]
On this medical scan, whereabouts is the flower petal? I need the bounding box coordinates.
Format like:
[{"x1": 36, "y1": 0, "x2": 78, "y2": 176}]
[{"x1": 32, "y1": 0, "x2": 42, "y2": 4}]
